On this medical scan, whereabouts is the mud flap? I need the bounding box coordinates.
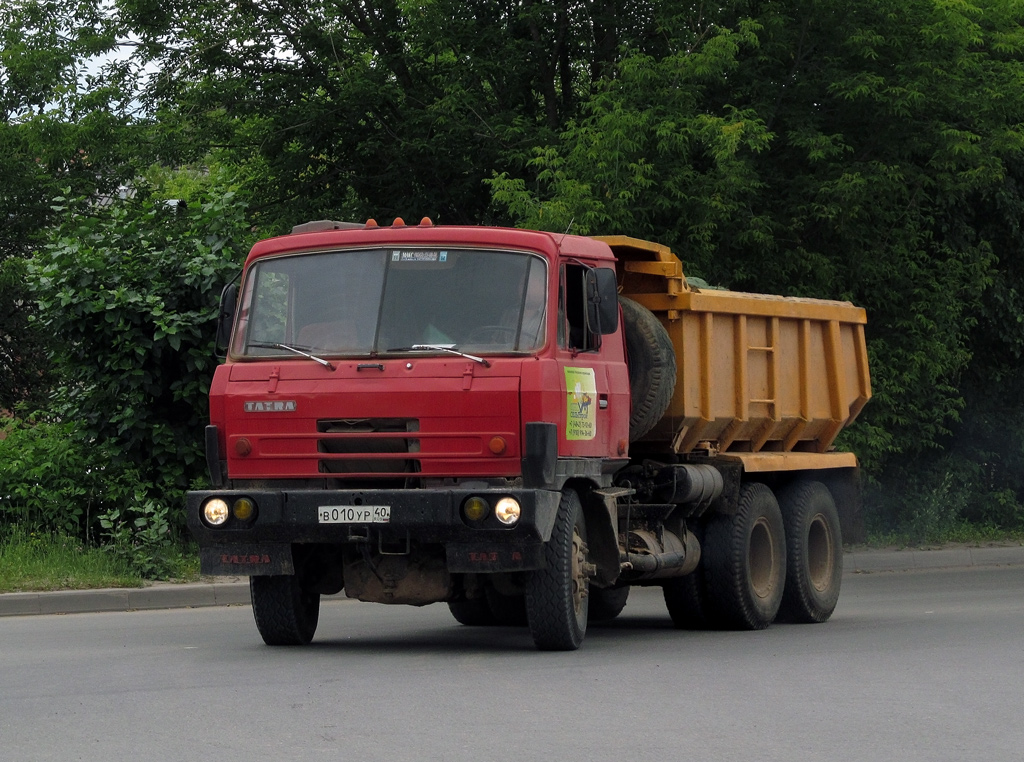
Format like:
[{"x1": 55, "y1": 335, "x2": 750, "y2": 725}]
[{"x1": 200, "y1": 543, "x2": 295, "y2": 576}]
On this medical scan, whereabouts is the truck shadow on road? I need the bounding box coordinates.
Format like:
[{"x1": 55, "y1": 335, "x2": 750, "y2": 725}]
[{"x1": 293, "y1": 614, "x2": 711, "y2": 655}]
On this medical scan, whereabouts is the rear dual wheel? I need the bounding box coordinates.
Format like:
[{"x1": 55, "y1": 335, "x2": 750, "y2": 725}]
[
  {"x1": 703, "y1": 482, "x2": 786, "y2": 630},
  {"x1": 777, "y1": 481, "x2": 843, "y2": 623},
  {"x1": 677, "y1": 480, "x2": 842, "y2": 630}
]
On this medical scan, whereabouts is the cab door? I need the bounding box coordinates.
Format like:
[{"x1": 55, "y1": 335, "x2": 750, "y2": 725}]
[{"x1": 556, "y1": 261, "x2": 629, "y2": 458}]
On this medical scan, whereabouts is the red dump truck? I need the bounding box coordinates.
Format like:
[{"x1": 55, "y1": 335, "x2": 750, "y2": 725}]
[{"x1": 187, "y1": 219, "x2": 871, "y2": 650}]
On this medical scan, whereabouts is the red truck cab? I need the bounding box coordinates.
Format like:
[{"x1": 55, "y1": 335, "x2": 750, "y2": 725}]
[{"x1": 188, "y1": 220, "x2": 628, "y2": 649}]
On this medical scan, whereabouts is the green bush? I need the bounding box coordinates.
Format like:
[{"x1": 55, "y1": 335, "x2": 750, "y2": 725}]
[
  {"x1": 0, "y1": 418, "x2": 201, "y2": 579},
  {"x1": 99, "y1": 496, "x2": 183, "y2": 579},
  {"x1": 864, "y1": 455, "x2": 1024, "y2": 544},
  {"x1": 26, "y1": 183, "x2": 255, "y2": 507},
  {"x1": 0, "y1": 418, "x2": 138, "y2": 539}
]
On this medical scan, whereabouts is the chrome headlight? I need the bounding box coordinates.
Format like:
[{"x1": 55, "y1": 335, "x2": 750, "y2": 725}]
[
  {"x1": 494, "y1": 497, "x2": 521, "y2": 526},
  {"x1": 202, "y1": 498, "x2": 230, "y2": 527}
]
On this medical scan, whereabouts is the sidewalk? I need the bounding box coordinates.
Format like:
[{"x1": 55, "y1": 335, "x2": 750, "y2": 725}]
[{"x1": 2, "y1": 544, "x2": 1022, "y2": 618}]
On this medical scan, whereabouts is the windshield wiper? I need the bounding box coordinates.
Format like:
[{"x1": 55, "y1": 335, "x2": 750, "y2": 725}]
[
  {"x1": 248, "y1": 342, "x2": 336, "y2": 371},
  {"x1": 386, "y1": 343, "x2": 490, "y2": 368}
]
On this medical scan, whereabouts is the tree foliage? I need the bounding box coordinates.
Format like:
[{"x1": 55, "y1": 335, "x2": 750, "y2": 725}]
[
  {"x1": 25, "y1": 182, "x2": 253, "y2": 501},
  {"x1": 3, "y1": 0, "x2": 1024, "y2": 538},
  {"x1": 490, "y1": 0, "x2": 1024, "y2": 518}
]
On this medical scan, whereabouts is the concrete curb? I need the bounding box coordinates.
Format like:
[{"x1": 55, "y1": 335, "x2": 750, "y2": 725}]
[
  {"x1": 0, "y1": 580, "x2": 251, "y2": 617},
  {"x1": 845, "y1": 544, "x2": 1024, "y2": 574},
  {"x1": 2, "y1": 545, "x2": 1022, "y2": 618}
]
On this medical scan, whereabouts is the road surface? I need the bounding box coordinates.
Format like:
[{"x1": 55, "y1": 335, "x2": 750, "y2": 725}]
[{"x1": 1, "y1": 566, "x2": 1021, "y2": 762}]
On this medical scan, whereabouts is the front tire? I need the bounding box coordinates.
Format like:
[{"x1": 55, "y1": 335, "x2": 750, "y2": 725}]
[
  {"x1": 250, "y1": 574, "x2": 320, "y2": 645},
  {"x1": 777, "y1": 481, "x2": 843, "y2": 623},
  {"x1": 525, "y1": 489, "x2": 591, "y2": 650},
  {"x1": 703, "y1": 482, "x2": 786, "y2": 630}
]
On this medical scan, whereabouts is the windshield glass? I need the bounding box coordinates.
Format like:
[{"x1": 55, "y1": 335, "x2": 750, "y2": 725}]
[{"x1": 231, "y1": 247, "x2": 547, "y2": 358}]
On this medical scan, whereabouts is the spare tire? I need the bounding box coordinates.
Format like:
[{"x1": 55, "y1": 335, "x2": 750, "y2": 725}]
[{"x1": 619, "y1": 296, "x2": 677, "y2": 441}]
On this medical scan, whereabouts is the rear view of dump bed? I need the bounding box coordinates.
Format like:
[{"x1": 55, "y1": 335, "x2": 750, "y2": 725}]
[{"x1": 597, "y1": 236, "x2": 871, "y2": 458}]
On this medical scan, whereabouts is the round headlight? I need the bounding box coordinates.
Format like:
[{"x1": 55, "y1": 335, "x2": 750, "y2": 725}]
[
  {"x1": 494, "y1": 497, "x2": 521, "y2": 526},
  {"x1": 202, "y1": 498, "x2": 230, "y2": 526},
  {"x1": 463, "y1": 496, "x2": 489, "y2": 523},
  {"x1": 232, "y1": 497, "x2": 256, "y2": 521}
]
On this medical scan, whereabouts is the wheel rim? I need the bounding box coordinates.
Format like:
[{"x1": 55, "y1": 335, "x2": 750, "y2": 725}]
[
  {"x1": 748, "y1": 516, "x2": 777, "y2": 599},
  {"x1": 807, "y1": 512, "x2": 835, "y2": 592},
  {"x1": 571, "y1": 525, "x2": 586, "y2": 617}
]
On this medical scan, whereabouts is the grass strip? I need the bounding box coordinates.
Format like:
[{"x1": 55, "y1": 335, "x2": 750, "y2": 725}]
[{"x1": 0, "y1": 525, "x2": 143, "y2": 593}]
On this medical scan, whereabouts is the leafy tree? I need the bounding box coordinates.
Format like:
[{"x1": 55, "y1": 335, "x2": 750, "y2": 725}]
[
  {"x1": 490, "y1": 0, "x2": 1024, "y2": 527},
  {"x1": 5, "y1": 0, "x2": 1024, "y2": 536},
  {"x1": 25, "y1": 180, "x2": 255, "y2": 509},
  {"x1": 1, "y1": 0, "x2": 150, "y2": 410},
  {"x1": 0, "y1": 418, "x2": 137, "y2": 537},
  {"x1": 91, "y1": 0, "x2": 704, "y2": 230}
]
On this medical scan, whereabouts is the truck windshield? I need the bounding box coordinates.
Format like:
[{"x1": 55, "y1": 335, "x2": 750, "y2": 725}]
[{"x1": 231, "y1": 247, "x2": 547, "y2": 358}]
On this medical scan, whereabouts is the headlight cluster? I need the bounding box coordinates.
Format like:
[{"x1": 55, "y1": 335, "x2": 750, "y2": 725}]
[
  {"x1": 461, "y1": 495, "x2": 521, "y2": 527},
  {"x1": 201, "y1": 496, "x2": 258, "y2": 527}
]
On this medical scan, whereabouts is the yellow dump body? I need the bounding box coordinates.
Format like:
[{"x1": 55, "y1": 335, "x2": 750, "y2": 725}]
[{"x1": 595, "y1": 236, "x2": 871, "y2": 460}]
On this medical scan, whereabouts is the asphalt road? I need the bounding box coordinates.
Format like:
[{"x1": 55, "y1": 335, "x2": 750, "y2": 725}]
[{"x1": 1, "y1": 566, "x2": 1022, "y2": 762}]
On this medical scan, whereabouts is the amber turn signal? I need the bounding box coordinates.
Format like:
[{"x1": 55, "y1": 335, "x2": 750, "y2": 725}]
[
  {"x1": 232, "y1": 497, "x2": 256, "y2": 521},
  {"x1": 462, "y1": 496, "x2": 489, "y2": 523}
]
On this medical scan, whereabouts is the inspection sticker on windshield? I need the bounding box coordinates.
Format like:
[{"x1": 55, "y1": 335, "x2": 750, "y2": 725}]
[
  {"x1": 391, "y1": 250, "x2": 447, "y2": 262},
  {"x1": 318, "y1": 505, "x2": 391, "y2": 524}
]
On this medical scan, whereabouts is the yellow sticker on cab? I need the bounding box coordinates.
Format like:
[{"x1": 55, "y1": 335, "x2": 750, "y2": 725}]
[{"x1": 565, "y1": 367, "x2": 597, "y2": 441}]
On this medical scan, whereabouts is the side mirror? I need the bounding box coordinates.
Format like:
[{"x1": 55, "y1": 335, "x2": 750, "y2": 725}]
[
  {"x1": 585, "y1": 267, "x2": 619, "y2": 336},
  {"x1": 215, "y1": 281, "x2": 238, "y2": 356}
]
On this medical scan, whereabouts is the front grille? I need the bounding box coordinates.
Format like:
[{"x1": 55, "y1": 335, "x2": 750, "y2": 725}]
[{"x1": 317, "y1": 418, "x2": 420, "y2": 475}]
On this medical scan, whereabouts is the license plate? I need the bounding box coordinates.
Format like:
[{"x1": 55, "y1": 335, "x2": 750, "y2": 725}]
[{"x1": 318, "y1": 505, "x2": 391, "y2": 524}]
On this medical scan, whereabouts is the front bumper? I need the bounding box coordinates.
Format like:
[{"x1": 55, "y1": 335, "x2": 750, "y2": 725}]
[{"x1": 187, "y1": 487, "x2": 561, "y2": 575}]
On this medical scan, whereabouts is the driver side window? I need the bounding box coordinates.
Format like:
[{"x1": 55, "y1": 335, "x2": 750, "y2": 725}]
[{"x1": 559, "y1": 263, "x2": 600, "y2": 352}]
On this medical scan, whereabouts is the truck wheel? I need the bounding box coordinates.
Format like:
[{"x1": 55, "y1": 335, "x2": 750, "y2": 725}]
[
  {"x1": 485, "y1": 587, "x2": 528, "y2": 626},
  {"x1": 588, "y1": 585, "x2": 630, "y2": 622},
  {"x1": 663, "y1": 569, "x2": 716, "y2": 629},
  {"x1": 777, "y1": 481, "x2": 843, "y2": 623},
  {"x1": 619, "y1": 296, "x2": 677, "y2": 441},
  {"x1": 448, "y1": 597, "x2": 495, "y2": 626},
  {"x1": 250, "y1": 574, "x2": 320, "y2": 645},
  {"x1": 662, "y1": 525, "x2": 715, "y2": 629},
  {"x1": 525, "y1": 489, "x2": 591, "y2": 650},
  {"x1": 703, "y1": 482, "x2": 786, "y2": 630}
]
